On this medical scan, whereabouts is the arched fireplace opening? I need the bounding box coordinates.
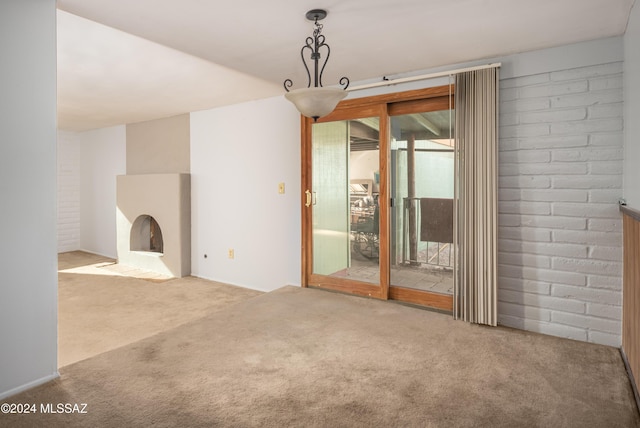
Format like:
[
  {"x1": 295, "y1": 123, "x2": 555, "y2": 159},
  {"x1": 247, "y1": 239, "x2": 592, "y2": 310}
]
[{"x1": 130, "y1": 215, "x2": 164, "y2": 254}]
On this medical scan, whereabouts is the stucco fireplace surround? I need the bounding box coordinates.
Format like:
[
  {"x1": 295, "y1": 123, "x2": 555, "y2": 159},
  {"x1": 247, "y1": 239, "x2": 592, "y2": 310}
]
[{"x1": 116, "y1": 173, "x2": 191, "y2": 277}]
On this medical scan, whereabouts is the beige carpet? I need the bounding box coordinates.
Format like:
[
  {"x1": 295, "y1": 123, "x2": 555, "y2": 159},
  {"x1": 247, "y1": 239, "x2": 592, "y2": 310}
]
[
  {"x1": 58, "y1": 251, "x2": 263, "y2": 367},
  {"x1": 2, "y1": 285, "x2": 639, "y2": 427}
]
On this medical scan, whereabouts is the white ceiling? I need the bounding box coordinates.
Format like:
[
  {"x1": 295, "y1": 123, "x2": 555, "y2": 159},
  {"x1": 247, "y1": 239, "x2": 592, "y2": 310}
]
[{"x1": 57, "y1": 0, "x2": 636, "y2": 131}]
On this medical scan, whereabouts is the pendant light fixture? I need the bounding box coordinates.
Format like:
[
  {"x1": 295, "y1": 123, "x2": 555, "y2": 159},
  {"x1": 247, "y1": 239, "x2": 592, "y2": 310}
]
[{"x1": 283, "y1": 9, "x2": 349, "y2": 122}]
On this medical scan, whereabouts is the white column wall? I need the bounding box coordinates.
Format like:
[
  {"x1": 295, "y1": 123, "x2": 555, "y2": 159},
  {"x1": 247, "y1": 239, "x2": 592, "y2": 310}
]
[{"x1": 0, "y1": 0, "x2": 58, "y2": 400}]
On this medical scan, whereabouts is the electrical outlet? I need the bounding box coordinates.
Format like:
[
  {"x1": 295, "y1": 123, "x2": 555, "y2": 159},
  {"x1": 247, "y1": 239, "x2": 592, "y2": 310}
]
[{"x1": 228, "y1": 249, "x2": 234, "y2": 259}]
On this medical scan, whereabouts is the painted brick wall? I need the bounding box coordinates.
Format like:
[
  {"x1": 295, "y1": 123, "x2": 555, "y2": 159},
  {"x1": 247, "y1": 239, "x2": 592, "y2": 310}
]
[
  {"x1": 498, "y1": 62, "x2": 623, "y2": 347},
  {"x1": 57, "y1": 131, "x2": 81, "y2": 253}
]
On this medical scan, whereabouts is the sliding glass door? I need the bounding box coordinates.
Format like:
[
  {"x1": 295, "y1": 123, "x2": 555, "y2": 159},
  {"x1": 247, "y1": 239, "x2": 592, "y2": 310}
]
[{"x1": 302, "y1": 87, "x2": 453, "y2": 310}]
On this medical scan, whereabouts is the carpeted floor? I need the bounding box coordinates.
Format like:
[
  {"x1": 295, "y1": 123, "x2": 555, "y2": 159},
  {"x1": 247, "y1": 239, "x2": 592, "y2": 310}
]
[
  {"x1": 57, "y1": 251, "x2": 263, "y2": 367},
  {"x1": 1, "y1": 285, "x2": 639, "y2": 427}
]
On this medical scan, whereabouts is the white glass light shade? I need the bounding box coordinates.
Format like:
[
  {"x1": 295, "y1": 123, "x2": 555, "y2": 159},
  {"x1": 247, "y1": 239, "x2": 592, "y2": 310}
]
[{"x1": 284, "y1": 86, "x2": 347, "y2": 120}]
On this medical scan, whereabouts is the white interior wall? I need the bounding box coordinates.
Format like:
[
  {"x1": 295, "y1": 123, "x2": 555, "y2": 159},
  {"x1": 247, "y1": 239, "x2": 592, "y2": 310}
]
[
  {"x1": 57, "y1": 130, "x2": 81, "y2": 252},
  {"x1": 624, "y1": 2, "x2": 640, "y2": 208},
  {"x1": 496, "y1": 38, "x2": 624, "y2": 346},
  {"x1": 190, "y1": 96, "x2": 301, "y2": 291},
  {"x1": 79, "y1": 126, "x2": 126, "y2": 258},
  {"x1": 498, "y1": 60, "x2": 624, "y2": 346},
  {"x1": 0, "y1": 0, "x2": 58, "y2": 400}
]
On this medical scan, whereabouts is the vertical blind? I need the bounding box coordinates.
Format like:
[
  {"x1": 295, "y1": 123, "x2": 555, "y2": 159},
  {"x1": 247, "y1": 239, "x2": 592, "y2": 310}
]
[{"x1": 454, "y1": 67, "x2": 499, "y2": 326}]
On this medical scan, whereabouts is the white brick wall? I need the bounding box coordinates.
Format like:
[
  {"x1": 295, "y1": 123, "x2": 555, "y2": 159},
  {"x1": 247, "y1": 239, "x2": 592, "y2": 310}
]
[
  {"x1": 57, "y1": 132, "x2": 80, "y2": 253},
  {"x1": 498, "y1": 62, "x2": 623, "y2": 347}
]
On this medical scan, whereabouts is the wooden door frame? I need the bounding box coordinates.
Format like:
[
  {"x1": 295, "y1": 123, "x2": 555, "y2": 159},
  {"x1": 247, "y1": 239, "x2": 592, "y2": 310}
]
[{"x1": 301, "y1": 86, "x2": 454, "y2": 311}]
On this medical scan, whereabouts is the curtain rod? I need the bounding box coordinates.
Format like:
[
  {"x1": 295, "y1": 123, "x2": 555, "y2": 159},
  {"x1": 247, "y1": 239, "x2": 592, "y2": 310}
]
[{"x1": 347, "y1": 62, "x2": 502, "y2": 92}]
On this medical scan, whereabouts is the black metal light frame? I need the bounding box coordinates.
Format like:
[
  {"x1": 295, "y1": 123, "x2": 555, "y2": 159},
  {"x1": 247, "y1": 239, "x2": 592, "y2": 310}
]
[{"x1": 283, "y1": 9, "x2": 349, "y2": 93}]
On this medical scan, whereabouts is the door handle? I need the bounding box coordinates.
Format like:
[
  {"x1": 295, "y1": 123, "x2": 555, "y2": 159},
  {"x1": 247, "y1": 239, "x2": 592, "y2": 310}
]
[
  {"x1": 312, "y1": 191, "x2": 317, "y2": 206},
  {"x1": 305, "y1": 190, "x2": 312, "y2": 207}
]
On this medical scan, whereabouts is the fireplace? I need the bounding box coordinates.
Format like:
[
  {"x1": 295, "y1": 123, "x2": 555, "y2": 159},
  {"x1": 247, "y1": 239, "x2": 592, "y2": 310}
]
[
  {"x1": 116, "y1": 173, "x2": 190, "y2": 277},
  {"x1": 130, "y1": 214, "x2": 164, "y2": 254}
]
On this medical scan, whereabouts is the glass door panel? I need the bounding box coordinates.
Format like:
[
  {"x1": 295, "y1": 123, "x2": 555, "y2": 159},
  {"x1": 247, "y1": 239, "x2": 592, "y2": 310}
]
[
  {"x1": 390, "y1": 110, "x2": 454, "y2": 295},
  {"x1": 311, "y1": 118, "x2": 380, "y2": 285},
  {"x1": 312, "y1": 121, "x2": 350, "y2": 276},
  {"x1": 347, "y1": 118, "x2": 380, "y2": 285}
]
